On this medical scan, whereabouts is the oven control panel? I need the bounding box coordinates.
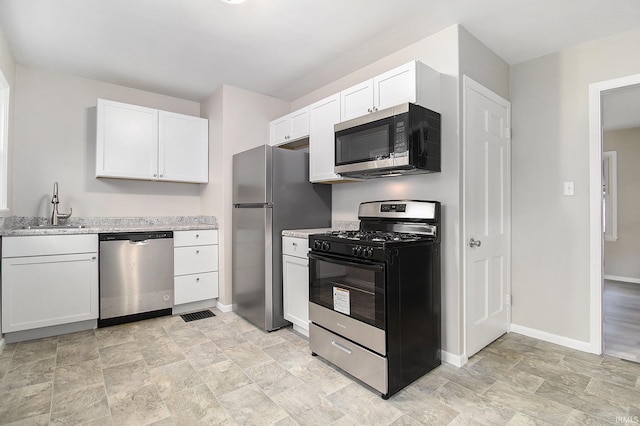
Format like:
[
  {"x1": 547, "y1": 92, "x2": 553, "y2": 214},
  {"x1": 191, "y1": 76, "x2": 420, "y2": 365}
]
[{"x1": 310, "y1": 237, "x2": 385, "y2": 262}]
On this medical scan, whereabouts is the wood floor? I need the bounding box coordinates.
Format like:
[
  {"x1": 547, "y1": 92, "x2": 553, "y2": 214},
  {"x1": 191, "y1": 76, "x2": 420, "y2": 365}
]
[{"x1": 604, "y1": 279, "x2": 640, "y2": 362}]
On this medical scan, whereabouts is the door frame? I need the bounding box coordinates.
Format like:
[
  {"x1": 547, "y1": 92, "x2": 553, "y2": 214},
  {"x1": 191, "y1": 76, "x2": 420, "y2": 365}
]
[
  {"x1": 462, "y1": 75, "x2": 512, "y2": 361},
  {"x1": 588, "y1": 73, "x2": 640, "y2": 354}
]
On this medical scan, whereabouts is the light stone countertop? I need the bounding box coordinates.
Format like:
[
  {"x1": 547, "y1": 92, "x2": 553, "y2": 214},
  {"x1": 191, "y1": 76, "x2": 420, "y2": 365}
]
[
  {"x1": 281, "y1": 220, "x2": 359, "y2": 239},
  {"x1": 0, "y1": 216, "x2": 217, "y2": 236}
]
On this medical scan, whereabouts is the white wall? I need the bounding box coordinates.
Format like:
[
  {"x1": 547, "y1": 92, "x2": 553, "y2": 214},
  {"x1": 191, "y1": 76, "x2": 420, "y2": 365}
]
[
  {"x1": 0, "y1": 24, "x2": 15, "y2": 219},
  {"x1": 12, "y1": 65, "x2": 204, "y2": 218},
  {"x1": 200, "y1": 84, "x2": 289, "y2": 306},
  {"x1": 603, "y1": 127, "x2": 640, "y2": 279},
  {"x1": 511, "y1": 28, "x2": 640, "y2": 343},
  {"x1": 292, "y1": 25, "x2": 509, "y2": 358}
]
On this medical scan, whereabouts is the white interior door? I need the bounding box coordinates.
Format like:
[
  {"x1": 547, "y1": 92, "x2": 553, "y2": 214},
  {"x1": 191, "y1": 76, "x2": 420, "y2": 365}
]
[{"x1": 463, "y1": 76, "x2": 511, "y2": 358}]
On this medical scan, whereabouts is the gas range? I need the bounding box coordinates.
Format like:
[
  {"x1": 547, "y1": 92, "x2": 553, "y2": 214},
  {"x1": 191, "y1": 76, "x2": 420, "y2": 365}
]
[
  {"x1": 309, "y1": 200, "x2": 440, "y2": 261},
  {"x1": 308, "y1": 200, "x2": 442, "y2": 399}
]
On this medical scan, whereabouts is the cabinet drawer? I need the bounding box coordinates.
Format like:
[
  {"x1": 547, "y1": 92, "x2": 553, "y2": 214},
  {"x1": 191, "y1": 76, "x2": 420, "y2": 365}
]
[
  {"x1": 174, "y1": 245, "x2": 218, "y2": 275},
  {"x1": 3, "y1": 234, "x2": 98, "y2": 258},
  {"x1": 282, "y1": 236, "x2": 308, "y2": 258},
  {"x1": 309, "y1": 323, "x2": 387, "y2": 394},
  {"x1": 174, "y1": 230, "x2": 218, "y2": 247},
  {"x1": 174, "y1": 272, "x2": 218, "y2": 305}
]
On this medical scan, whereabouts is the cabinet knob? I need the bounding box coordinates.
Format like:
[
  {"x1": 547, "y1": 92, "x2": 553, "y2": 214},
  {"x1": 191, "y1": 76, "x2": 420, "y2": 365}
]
[
  {"x1": 372, "y1": 106, "x2": 378, "y2": 112},
  {"x1": 196, "y1": 277, "x2": 200, "y2": 282},
  {"x1": 292, "y1": 242, "x2": 297, "y2": 247},
  {"x1": 159, "y1": 174, "x2": 164, "y2": 178},
  {"x1": 367, "y1": 108, "x2": 372, "y2": 113},
  {"x1": 153, "y1": 174, "x2": 157, "y2": 177},
  {"x1": 196, "y1": 250, "x2": 200, "y2": 254},
  {"x1": 91, "y1": 256, "x2": 96, "y2": 261},
  {"x1": 195, "y1": 234, "x2": 200, "y2": 238}
]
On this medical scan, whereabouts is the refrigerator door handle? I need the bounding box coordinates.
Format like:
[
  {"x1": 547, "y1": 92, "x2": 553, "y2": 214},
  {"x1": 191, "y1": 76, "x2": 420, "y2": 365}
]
[{"x1": 233, "y1": 203, "x2": 273, "y2": 208}]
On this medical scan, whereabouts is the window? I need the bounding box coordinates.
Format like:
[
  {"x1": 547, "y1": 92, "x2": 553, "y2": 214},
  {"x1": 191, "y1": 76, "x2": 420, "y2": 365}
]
[{"x1": 0, "y1": 68, "x2": 8, "y2": 210}]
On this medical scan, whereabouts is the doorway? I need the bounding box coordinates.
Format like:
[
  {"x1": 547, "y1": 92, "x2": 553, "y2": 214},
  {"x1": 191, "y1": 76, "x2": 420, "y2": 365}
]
[{"x1": 588, "y1": 74, "x2": 640, "y2": 357}]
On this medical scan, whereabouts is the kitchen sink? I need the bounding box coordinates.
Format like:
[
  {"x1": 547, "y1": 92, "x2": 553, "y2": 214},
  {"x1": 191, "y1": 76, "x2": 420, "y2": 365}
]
[{"x1": 20, "y1": 224, "x2": 86, "y2": 230}]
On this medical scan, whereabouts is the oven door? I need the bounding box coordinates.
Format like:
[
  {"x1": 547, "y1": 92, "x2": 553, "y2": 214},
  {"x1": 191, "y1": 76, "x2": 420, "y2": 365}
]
[{"x1": 308, "y1": 252, "x2": 385, "y2": 330}]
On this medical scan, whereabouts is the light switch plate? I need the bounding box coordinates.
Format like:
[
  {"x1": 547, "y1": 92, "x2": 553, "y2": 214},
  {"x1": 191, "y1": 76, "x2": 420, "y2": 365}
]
[{"x1": 563, "y1": 181, "x2": 575, "y2": 196}]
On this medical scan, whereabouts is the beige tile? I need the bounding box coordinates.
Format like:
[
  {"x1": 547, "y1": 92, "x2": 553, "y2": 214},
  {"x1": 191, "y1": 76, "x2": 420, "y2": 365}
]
[
  {"x1": 467, "y1": 355, "x2": 544, "y2": 393},
  {"x1": 507, "y1": 412, "x2": 556, "y2": 425},
  {"x1": 183, "y1": 341, "x2": 228, "y2": 370},
  {"x1": 433, "y1": 363, "x2": 496, "y2": 393},
  {"x1": 50, "y1": 384, "x2": 110, "y2": 425},
  {"x1": 222, "y1": 342, "x2": 272, "y2": 370},
  {"x1": 262, "y1": 341, "x2": 312, "y2": 370},
  {"x1": 204, "y1": 323, "x2": 248, "y2": 349},
  {"x1": 163, "y1": 384, "x2": 234, "y2": 425},
  {"x1": 512, "y1": 358, "x2": 592, "y2": 391},
  {"x1": 0, "y1": 358, "x2": 55, "y2": 391},
  {"x1": 95, "y1": 326, "x2": 134, "y2": 348},
  {"x1": 4, "y1": 413, "x2": 51, "y2": 425},
  {"x1": 56, "y1": 340, "x2": 100, "y2": 367},
  {"x1": 220, "y1": 314, "x2": 256, "y2": 333},
  {"x1": 199, "y1": 359, "x2": 252, "y2": 397},
  {"x1": 271, "y1": 383, "x2": 345, "y2": 425},
  {"x1": 565, "y1": 409, "x2": 617, "y2": 425},
  {"x1": 57, "y1": 330, "x2": 97, "y2": 347},
  {"x1": 245, "y1": 360, "x2": 303, "y2": 396},
  {"x1": 388, "y1": 414, "x2": 426, "y2": 426},
  {"x1": 53, "y1": 358, "x2": 104, "y2": 395},
  {"x1": 325, "y1": 383, "x2": 404, "y2": 425},
  {"x1": 289, "y1": 358, "x2": 352, "y2": 396},
  {"x1": 149, "y1": 359, "x2": 203, "y2": 398},
  {"x1": 108, "y1": 384, "x2": 170, "y2": 426},
  {"x1": 0, "y1": 382, "x2": 53, "y2": 423},
  {"x1": 168, "y1": 326, "x2": 211, "y2": 349},
  {"x1": 140, "y1": 341, "x2": 185, "y2": 368},
  {"x1": 217, "y1": 383, "x2": 289, "y2": 425},
  {"x1": 103, "y1": 359, "x2": 153, "y2": 396},
  {"x1": 132, "y1": 326, "x2": 174, "y2": 349},
  {"x1": 12, "y1": 337, "x2": 58, "y2": 365},
  {"x1": 242, "y1": 328, "x2": 287, "y2": 349},
  {"x1": 98, "y1": 341, "x2": 143, "y2": 368},
  {"x1": 431, "y1": 380, "x2": 516, "y2": 424},
  {"x1": 584, "y1": 378, "x2": 640, "y2": 411}
]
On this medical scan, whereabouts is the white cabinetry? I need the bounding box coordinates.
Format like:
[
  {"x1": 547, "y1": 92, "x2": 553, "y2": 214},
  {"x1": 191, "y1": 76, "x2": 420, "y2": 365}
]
[
  {"x1": 270, "y1": 106, "x2": 310, "y2": 146},
  {"x1": 96, "y1": 99, "x2": 209, "y2": 183},
  {"x1": 173, "y1": 230, "x2": 219, "y2": 305},
  {"x1": 340, "y1": 60, "x2": 440, "y2": 121},
  {"x1": 1, "y1": 235, "x2": 99, "y2": 333},
  {"x1": 309, "y1": 94, "x2": 348, "y2": 183},
  {"x1": 282, "y1": 236, "x2": 310, "y2": 336}
]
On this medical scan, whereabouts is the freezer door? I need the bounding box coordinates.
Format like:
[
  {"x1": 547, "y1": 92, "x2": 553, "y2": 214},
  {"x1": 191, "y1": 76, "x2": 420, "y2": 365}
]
[
  {"x1": 232, "y1": 205, "x2": 273, "y2": 330},
  {"x1": 232, "y1": 144, "x2": 272, "y2": 205}
]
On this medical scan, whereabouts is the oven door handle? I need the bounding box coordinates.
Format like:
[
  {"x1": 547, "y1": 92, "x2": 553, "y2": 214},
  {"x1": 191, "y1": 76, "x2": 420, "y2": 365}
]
[{"x1": 308, "y1": 252, "x2": 385, "y2": 272}]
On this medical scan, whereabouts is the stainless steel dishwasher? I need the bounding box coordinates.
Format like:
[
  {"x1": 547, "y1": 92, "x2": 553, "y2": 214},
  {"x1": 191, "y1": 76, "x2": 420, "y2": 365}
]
[{"x1": 98, "y1": 231, "x2": 174, "y2": 327}]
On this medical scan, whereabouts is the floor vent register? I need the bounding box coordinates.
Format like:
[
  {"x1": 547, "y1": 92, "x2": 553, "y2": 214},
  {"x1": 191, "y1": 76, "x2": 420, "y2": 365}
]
[{"x1": 180, "y1": 310, "x2": 216, "y2": 322}]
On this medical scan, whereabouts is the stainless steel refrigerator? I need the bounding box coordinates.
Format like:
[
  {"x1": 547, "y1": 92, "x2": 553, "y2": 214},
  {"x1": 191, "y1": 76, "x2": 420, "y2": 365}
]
[{"x1": 232, "y1": 144, "x2": 332, "y2": 331}]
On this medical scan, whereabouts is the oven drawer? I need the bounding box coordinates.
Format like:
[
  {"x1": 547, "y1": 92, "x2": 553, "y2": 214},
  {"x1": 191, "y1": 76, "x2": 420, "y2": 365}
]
[
  {"x1": 309, "y1": 302, "x2": 386, "y2": 355},
  {"x1": 310, "y1": 323, "x2": 388, "y2": 395}
]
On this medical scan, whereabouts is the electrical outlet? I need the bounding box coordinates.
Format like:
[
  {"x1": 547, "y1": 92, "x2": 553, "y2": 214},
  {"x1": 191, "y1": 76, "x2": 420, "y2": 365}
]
[{"x1": 563, "y1": 181, "x2": 575, "y2": 196}]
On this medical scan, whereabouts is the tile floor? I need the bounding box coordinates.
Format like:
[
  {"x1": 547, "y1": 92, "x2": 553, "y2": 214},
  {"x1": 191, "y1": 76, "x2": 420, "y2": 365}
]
[{"x1": 1, "y1": 308, "x2": 640, "y2": 425}]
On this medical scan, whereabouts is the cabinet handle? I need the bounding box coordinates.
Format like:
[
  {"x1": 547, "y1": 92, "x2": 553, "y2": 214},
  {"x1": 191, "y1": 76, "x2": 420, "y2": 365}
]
[
  {"x1": 367, "y1": 108, "x2": 372, "y2": 113},
  {"x1": 159, "y1": 174, "x2": 164, "y2": 178},
  {"x1": 372, "y1": 106, "x2": 378, "y2": 112}
]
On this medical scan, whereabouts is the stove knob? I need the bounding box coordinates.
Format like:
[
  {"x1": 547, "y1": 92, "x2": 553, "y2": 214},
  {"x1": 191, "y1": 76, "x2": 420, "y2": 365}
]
[
  {"x1": 352, "y1": 246, "x2": 361, "y2": 256},
  {"x1": 363, "y1": 247, "x2": 373, "y2": 258},
  {"x1": 322, "y1": 241, "x2": 331, "y2": 251},
  {"x1": 313, "y1": 240, "x2": 322, "y2": 250}
]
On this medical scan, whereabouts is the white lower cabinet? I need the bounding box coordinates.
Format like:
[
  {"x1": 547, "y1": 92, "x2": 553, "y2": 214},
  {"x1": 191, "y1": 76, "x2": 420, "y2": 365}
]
[
  {"x1": 174, "y1": 230, "x2": 219, "y2": 305},
  {"x1": 282, "y1": 236, "x2": 310, "y2": 336},
  {"x1": 1, "y1": 235, "x2": 99, "y2": 333}
]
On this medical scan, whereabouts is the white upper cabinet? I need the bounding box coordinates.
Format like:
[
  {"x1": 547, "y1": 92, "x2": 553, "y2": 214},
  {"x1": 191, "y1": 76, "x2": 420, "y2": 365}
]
[
  {"x1": 270, "y1": 106, "x2": 310, "y2": 146},
  {"x1": 309, "y1": 93, "x2": 347, "y2": 183},
  {"x1": 340, "y1": 60, "x2": 440, "y2": 121},
  {"x1": 96, "y1": 99, "x2": 209, "y2": 183},
  {"x1": 158, "y1": 111, "x2": 209, "y2": 183}
]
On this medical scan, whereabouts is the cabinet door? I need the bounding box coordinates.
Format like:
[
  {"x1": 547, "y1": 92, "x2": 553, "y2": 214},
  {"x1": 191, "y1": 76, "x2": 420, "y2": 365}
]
[
  {"x1": 2, "y1": 253, "x2": 99, "y2": 333},
  {"x1": 158, "y1": 111, "x2": 209, "y2": 183},
  {"x1": 175, "y1": 271, "x2": 219, "y2": 305},
  {"x1": 340, "y1": 80, "x2": 374, "y2": 121},
  {"x1": 283, "y1": 254, "x2": 309, "y2": 332},
  {"x1": 96, "y1": 99, "x2": 158, "y2": 180},
  {"x1": 374, "y1": 61, "x2": 417, "y2": 111},
  {"x1": 270, "y1": 116, "x2": 290, "y2": 146},
  {"x1": 309, "y1": 94, "x2": 343, "y2": 183},
  {"x1": 289, "y1": 107, "x2": 310, "y2": 141}
]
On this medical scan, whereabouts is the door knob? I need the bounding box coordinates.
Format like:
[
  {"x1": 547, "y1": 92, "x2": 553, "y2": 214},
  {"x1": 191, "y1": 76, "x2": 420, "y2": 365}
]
[{"x1": 469, "y1": 238, "x2": 482, "y2": 248}]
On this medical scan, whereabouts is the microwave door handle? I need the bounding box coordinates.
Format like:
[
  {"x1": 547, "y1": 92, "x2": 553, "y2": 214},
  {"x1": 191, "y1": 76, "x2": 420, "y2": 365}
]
[{"x1": 308, "y1": 252, "x2": 384, "y2": 272}]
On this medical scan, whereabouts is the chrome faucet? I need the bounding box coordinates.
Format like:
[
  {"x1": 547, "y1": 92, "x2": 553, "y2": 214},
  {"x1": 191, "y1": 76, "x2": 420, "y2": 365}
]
[{"x1": 51, "y1": 182, "x2": 72, "y2": 225}]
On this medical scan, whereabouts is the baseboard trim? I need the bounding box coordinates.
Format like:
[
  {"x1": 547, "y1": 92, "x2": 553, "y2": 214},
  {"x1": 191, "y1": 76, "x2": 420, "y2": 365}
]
[
  {"x1": 441, "y1": 350, "x2": 467, "y2": 367},
  {"x1": 510, "y1": 323, "x2": 592, "y2": 353},
  {"x1": 604, "y1": 274, "x2": 640, "y2": 285},
  {"x1": 216, "y1": 301, "x2": 233, "y2": 313}
]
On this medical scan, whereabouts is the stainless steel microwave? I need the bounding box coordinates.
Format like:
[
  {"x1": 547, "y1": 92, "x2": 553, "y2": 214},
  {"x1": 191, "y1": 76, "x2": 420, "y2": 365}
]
[{"x1": 334, "y1": 103, "x2": 441, "y2": 179}]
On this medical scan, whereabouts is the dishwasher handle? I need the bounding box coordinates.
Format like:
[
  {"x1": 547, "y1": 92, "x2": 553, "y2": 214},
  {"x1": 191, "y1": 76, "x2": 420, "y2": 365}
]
[
  {"x1": 99, "y1": 231, "x2": 173, "y2": 242},
  {"x1": 129, "y1": 239, "x2": 150, "y2": 245}
]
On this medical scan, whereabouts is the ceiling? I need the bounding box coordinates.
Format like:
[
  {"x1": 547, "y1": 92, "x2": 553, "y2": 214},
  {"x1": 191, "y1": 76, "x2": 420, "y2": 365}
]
[{"x1": 1, "y1": 0, "x2": 640, "y2": 103}]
